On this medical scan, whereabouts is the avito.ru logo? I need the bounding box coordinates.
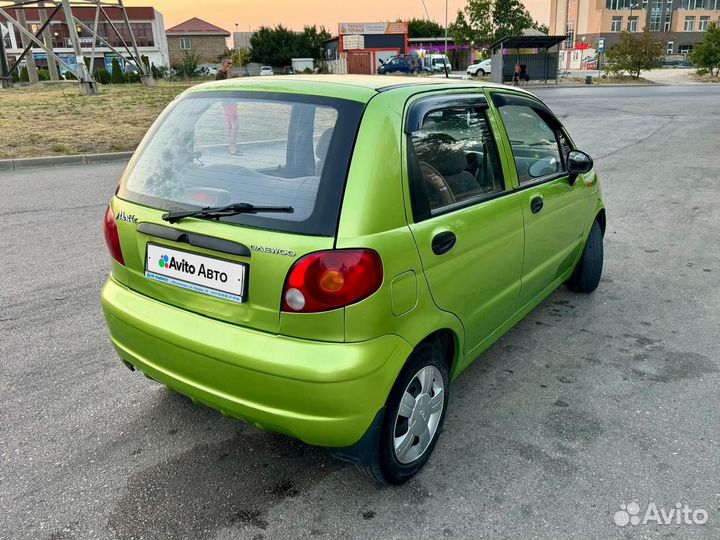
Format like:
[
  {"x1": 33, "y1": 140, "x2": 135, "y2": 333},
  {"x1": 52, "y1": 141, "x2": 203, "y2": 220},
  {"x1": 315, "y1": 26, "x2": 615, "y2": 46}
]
[{"x1": 614, "y1": 501, "x2": 708, "y2": 527}]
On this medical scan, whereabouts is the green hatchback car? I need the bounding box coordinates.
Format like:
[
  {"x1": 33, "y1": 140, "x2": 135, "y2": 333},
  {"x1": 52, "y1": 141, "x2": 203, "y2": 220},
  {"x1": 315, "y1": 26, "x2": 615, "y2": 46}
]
[{"x1": 101, "y1": 75, "x2": 605, "y2": 484}]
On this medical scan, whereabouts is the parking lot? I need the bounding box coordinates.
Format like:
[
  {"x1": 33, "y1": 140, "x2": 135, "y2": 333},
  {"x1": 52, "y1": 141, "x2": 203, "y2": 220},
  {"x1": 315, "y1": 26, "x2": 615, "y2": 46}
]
[{"x1": 1, "y1": 84, "x2": 719, "y2": 540}]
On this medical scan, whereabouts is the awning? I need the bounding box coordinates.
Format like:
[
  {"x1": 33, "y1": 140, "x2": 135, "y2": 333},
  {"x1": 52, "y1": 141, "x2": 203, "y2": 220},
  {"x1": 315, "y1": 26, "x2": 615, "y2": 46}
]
[{"x1": 491, "y1": 35, "x2": 567, "y2": 51}]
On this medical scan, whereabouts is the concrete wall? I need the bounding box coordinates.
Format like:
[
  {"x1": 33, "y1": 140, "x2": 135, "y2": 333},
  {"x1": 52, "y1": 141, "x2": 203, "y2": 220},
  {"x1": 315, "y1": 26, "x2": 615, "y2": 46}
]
[{"x1": 167, "y1": 34, "x2": 227, "y2": 65}]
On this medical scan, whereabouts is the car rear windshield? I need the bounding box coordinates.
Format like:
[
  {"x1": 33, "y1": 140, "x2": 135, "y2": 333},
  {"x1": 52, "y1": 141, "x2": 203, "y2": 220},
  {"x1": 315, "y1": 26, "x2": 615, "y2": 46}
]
[{"x1": 117, "y1": 91, "x2": 365, "y2": 236}]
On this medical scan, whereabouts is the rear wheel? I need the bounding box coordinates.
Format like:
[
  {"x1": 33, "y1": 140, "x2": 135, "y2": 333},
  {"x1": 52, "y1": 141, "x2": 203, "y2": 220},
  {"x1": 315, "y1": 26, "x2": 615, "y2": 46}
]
[
  {"x1": 361, "y1": 342, "x2": 449, "y2": 484},
  {"x1": 567, "y1": 219, "x2": 603, "y2": 293}
]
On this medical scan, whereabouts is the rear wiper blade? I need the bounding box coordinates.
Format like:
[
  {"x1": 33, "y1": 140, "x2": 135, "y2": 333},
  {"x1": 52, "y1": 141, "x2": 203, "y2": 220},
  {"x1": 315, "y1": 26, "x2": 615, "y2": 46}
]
[{"x1": 162, "y1": 202, "x2": 293, "y2": 224}]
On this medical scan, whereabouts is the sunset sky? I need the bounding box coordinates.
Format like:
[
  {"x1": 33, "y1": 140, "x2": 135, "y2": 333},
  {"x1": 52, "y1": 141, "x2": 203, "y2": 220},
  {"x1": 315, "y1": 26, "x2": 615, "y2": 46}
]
[{"x1": 124, "y1": 0, "x2": 550, "y2": 35}]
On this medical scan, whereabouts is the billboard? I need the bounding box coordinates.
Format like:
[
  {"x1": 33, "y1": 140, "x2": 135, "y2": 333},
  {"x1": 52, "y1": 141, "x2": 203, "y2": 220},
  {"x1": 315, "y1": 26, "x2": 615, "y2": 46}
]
[{"x1": 338, "y1": 22, "x2": 408, "y2": 35}]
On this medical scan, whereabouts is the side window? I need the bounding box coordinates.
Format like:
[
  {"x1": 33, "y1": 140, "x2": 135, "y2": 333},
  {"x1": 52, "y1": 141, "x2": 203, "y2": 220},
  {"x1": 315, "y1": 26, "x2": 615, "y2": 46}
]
[
  {"x1": 408, "y1": 105, "x2": 504, "y2": 216},
  {"x1": 495, "y1": 102, "x2": 567, "y2": 184}
]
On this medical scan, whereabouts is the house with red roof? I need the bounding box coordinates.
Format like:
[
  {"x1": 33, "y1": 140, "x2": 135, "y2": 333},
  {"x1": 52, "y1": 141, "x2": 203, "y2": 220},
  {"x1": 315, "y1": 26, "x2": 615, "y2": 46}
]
[{"x1": 166, "y1": 17, "x2": 230, "y2": 65}]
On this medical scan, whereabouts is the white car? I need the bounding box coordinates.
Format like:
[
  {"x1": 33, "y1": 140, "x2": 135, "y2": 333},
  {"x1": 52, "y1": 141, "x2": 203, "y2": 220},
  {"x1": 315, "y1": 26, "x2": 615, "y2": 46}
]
[
  {"x1": 466, "y1": 59, "x2": 492, "y2": 77},
  {"x1": 259, "y1": 66, "x2": 274, "y2": 76}
]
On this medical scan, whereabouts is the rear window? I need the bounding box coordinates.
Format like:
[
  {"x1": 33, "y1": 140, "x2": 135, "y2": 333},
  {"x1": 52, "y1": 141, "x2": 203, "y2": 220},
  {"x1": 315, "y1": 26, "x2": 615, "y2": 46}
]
[{"x1": 118, "y1": 91, "x2": 365, "y2": 236}]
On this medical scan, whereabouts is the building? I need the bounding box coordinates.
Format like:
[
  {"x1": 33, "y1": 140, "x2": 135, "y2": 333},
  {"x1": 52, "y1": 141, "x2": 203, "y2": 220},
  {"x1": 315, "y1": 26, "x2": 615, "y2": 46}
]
[
  {"x1": 550, "y1": 0, "x2": 720, "y2": 69},
  {"x1": 165, "y1": 17, "x2": 229, "y2": 65},
  {"x1": 232, "y1": 30, "x2": 252, "y2": 50},
  {"x1": 408, "y1": 37, "x2": 478, "y2": 70},
  {"x1": 323, "y1": 22, "x2": 408, "y2": 74},
  {"x1": 0, "y1": 6, "x2": 168, "y2": 72}
]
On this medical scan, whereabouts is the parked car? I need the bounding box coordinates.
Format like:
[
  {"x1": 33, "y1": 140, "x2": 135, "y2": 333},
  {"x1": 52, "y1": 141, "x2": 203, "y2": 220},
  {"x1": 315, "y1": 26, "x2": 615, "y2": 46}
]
[
  {"x1": 377, "y1": 54, "x2": 427, "y2": 75},
  {"x1": 259, "y1": 66, "x2": 274, "y2": 76},
  {"x1": 467, "y1": 58, "x2": 492, "y2": 76},
  {"x1": 102, "y1": 75, "x2": 605, "y2": 485},
  {"x1": 423, "y1": 54, "x2": 452, "y2": 72}
]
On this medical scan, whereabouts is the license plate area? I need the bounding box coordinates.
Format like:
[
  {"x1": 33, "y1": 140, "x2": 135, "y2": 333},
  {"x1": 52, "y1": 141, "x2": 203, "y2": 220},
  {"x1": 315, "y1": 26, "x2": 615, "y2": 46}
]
[{"x1": 145, "y1": 243, "x2": 248, "y2": 303}]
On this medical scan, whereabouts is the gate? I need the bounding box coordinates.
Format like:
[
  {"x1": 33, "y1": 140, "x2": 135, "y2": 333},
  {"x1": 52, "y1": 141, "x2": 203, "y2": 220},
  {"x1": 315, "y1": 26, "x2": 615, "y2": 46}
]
[{"x1": 347, "y1": 51, "x2": 372, "y2": 74}]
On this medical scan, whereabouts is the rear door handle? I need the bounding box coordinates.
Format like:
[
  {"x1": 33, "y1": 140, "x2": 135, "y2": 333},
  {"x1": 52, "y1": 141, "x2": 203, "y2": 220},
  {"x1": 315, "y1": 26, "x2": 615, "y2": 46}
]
[
  {"x1": 530, "y1": 196, "x2": 544, "y2": 214},
  {"x1": 431, "y1": 231, "x2": 457, "y2": 255}
]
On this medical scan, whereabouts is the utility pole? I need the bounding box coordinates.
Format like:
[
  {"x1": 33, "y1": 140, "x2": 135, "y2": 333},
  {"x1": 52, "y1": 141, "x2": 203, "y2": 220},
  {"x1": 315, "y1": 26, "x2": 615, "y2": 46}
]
[
  {"x1": 0, "y1": 23, "x2": 12, "y2": 88},
  {"x1": 117, "y1": 0, "x2": 154, "y2": 86},
  {"x1": 443, "y1": 0, "x2": 449, "y2": 78},
  {"x1": 60, "y1": 0, "x2": 98, "y2": 94},
  {"x1": 38, "y1": 0, "x2": 59, "y2": 81},
  {"x1": 15, "y1": 0, "x2": 38, "y2": 84}
]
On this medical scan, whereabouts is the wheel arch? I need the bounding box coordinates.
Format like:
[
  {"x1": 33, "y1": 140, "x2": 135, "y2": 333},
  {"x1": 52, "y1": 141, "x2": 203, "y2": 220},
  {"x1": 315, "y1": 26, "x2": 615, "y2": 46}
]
[{"x1": 595, "y1": 207, "x2": 606, "y2": 235}]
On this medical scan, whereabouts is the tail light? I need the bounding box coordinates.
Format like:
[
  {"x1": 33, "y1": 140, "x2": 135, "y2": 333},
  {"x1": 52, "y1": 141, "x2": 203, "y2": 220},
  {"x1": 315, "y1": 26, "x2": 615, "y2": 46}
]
[
  {"x1": 282, "y1": 249, "x2": 383, "y2": 313},
  {"x1": 103, "y1": 206, "x2": 125, "y2": 265}
]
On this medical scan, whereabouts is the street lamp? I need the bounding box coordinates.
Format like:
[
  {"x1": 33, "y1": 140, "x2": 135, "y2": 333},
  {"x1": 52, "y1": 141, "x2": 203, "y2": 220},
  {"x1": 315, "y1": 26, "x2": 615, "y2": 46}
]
[{"x1": 628, "y1": 3, "x2": 639, "y2": 31}]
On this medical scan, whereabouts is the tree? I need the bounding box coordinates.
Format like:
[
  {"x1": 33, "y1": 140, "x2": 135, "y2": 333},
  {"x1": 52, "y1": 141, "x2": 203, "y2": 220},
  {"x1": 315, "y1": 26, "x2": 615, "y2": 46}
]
[
  {"x1": 604, "y1": 30, "x2": 663, "y2": 78},
  {"x1": 179, "y1": 48, "x2": 200, "y2": 78},
  {"x1": 217, "y1": 47, "x2": 252, "y2": 66},
  {"x1": 250, "y1": 25, "x2": 330, "y2": 66},
  {"x1": 111, "y1": 58, "x2": 125, "y2": 84},
  {"x1": 405, "y1": 18, "x2": 445, "y2": 38},
  {"x1": 449, "y1": 0, "x2": 546, "y2": 46},
  {"x1": 691, "y1": 22, "x2": 720, "y2": 77},
  {"x1": 297, "y1": 25, "x2": 331, "y2": 60}
]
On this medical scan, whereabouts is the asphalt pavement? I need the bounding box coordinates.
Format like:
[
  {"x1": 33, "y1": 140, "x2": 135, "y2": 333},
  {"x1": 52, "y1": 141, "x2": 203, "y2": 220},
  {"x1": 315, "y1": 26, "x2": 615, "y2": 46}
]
[{"x1": 1, "y1": 84, "x2": 719, "y2": 540}]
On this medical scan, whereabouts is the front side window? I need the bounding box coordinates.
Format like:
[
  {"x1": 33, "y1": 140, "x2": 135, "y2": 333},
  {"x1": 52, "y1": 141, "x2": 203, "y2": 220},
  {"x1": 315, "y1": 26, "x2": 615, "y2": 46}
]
[
  {"x1": 492, "y1": 95, "x2": 569, "y2": 185},
  {"x1": 118, "y1": 92, "x2": 364, "y2": 235},
  {"x1": 408, "y1": 104, "x2": 504, "y2": 217}
]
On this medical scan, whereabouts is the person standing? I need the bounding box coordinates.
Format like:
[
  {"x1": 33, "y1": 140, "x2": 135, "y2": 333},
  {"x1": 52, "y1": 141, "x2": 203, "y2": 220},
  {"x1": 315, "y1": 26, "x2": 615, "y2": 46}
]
[{"x1": 216, "y1": 59, "x2": 238, "y2": 154}]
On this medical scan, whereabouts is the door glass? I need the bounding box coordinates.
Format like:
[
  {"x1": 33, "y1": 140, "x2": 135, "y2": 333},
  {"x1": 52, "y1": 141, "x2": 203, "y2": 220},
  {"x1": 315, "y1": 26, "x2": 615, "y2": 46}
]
[
  {"x1": 408, "y1": 106, "x2": 504, "y2": 215},
  {"x1": 496, "y1": 104, "x2": 565, "y2": 184}
]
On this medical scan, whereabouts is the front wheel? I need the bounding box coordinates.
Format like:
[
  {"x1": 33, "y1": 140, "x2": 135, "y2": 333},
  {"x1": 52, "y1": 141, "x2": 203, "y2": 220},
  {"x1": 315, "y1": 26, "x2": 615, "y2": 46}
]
[
  {"x1": 567, "y1": 219, "x2": 603, "y2": 293},
  {"x1": 362, "y1": 342, "x2": 449, "y2": 484},
  {"x1": 477, "y1": 69, "x2": 486, "y2": 76}
]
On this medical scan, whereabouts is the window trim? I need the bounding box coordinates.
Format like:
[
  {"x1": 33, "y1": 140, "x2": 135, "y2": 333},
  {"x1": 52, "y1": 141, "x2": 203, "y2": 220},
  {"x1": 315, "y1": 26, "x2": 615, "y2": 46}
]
[
  {"x1": 490, "y1": 91, "x2": 575, "y2": 188},
  {"x1": 404, "y1": 94, "x2": 508, "y2": 223}
]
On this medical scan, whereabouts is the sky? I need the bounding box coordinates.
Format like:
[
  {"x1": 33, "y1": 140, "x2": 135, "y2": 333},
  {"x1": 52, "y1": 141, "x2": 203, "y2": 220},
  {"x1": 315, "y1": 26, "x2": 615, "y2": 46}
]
[{"x1": 124, "y1": 0, "x2": 550, "y2": 35}]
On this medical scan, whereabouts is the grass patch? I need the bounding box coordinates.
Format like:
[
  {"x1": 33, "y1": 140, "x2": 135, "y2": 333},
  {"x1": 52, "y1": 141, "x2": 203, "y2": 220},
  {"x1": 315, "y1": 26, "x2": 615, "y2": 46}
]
[
  {"x1": 563, "y1": 75, "x2": 654, "y2": 85},
  {"x1": 0, "y1": 82, "x2": 195, "y2": 159}
]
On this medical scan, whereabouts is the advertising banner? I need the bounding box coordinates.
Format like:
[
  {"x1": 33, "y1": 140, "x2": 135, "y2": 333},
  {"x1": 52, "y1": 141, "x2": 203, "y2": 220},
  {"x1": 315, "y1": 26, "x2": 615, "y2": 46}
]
[{"x1": 338, "y1": 22, "x2": 408, "y2": 35}]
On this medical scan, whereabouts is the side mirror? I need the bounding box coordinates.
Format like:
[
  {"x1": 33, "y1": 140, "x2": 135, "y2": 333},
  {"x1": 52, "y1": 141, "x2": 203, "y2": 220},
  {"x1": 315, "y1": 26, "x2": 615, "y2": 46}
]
[{"x1": 567, "y1": 150, "x2": 593, "y2": 184}]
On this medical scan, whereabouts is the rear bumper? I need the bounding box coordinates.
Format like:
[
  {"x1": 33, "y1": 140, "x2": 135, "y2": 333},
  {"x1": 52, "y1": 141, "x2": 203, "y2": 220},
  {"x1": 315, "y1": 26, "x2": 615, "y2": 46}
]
[{"x1": 101, "y1": 277, "x2": 412, "y2": 447}]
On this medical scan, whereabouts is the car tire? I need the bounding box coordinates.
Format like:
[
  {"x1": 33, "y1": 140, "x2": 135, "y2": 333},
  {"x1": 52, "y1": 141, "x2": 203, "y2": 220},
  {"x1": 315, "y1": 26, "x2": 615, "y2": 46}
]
[
  {"x1": 477, "y1": 69, "x2": 485, "y2": 76},
  {"x1": 360, "y1": 342, "x2": 449, "y2": 485},
  {"x1": 567, "y1": 220, "x2": 603, "y2": 293}
]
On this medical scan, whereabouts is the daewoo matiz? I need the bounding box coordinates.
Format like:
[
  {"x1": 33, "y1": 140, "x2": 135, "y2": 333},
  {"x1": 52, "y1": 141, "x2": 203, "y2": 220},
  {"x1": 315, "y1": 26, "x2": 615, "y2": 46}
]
[{"x1": 101, "y1": 75, "x2": 605, "y2": 484}]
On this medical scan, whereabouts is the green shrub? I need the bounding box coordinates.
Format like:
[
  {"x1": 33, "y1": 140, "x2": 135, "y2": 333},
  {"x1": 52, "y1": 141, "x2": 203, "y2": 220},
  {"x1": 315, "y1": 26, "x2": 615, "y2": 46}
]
[
  {"x1": 37, "y1": 68, "x2": 50, "y2": 81},
  {"x1": 94, "y1": 68, "x2": 111, "y2": 84},
  {"x1": 19, "y1": 66, "x2": 29, "y2": 82},
  {"x1": 302, "y1": 67, "x2": 313, "y2": 74},
  {"x1": 111, "y1": 58, "x2": 125, "y2": 84}
]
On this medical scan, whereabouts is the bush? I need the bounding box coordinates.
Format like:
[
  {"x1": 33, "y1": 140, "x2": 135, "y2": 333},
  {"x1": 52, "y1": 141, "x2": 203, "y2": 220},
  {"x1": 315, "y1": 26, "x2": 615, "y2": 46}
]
[
  {"x1": 19, "y1": 66, "x2": 29, "y2": 82},
  {"x1": 37, "y1": 68, "x2": 50, "y2": 81},
  {"x1": 94, "y1": 68, "x2": 111, "y2": 84},
  {"x1": 64, "y1": 70, "x2": 77, "y2": 80},
  {"x1": 302, "y1": 67, "x2": 313, "y2": 74},
  {"x1": 180, "y1": 49, "x2": 200, "y2": 78},
  {"x1": 126, "y1": 71, "x2": 141, "y2": 83}
]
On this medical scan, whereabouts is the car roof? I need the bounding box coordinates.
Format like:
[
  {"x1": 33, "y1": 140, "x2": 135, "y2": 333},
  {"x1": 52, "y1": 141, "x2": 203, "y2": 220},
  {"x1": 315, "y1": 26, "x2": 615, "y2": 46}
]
[{"x1": 186, "y1": 75, "x2": 529, "y2": 103}]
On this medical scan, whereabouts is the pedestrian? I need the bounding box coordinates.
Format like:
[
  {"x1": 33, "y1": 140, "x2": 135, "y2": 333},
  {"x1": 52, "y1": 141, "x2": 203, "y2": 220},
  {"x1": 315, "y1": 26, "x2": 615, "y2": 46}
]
[
  {"x1": 216, "y1": 58, "x2": 238, "y2": 154},
  {"x1": 215, "y1": 58, "x2": 233, "y2": 80},
  {"x1": 519, "y1": 63, "x2": 529, "y2": 86},
  {"x1": 513, "y1": 63, "x2": 521, "y2": 85}
]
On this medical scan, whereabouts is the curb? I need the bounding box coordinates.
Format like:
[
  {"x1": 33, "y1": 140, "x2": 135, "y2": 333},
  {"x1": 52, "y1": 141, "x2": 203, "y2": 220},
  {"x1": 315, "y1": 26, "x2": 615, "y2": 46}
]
[{"x1": 0, "y1": 151, "x2": 134, "y2": 171}]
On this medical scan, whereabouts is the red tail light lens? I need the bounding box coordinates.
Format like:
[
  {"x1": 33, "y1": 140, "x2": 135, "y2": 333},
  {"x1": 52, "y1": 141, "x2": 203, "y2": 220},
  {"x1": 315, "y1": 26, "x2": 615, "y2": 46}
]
[
  {"x1": 282, "y1": 249, "x2": 383, "y2": 313},
  {"x1": 103, "y1": 206, "x2": 125, "y2": 265}
]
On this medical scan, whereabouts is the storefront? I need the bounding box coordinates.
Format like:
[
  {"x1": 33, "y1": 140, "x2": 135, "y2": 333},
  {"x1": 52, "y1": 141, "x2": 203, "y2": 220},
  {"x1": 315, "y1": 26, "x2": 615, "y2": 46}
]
[{"x1": 323, "y1": 21, "x2": 408, "y2": 74}]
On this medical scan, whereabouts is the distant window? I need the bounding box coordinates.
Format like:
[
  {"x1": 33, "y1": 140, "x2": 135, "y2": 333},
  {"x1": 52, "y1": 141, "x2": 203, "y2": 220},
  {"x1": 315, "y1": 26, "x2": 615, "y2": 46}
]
[
  {"x1": 179, "y1": 36, "x2": 192, "y2": 50},
  {"x1": 699, "y1": 16, "x2": 710, "y2": 30},
  {"x1": 666, "y1": 40, "x2": 674, "y2": 54},
  {"x1": 611, "y1": 16, "x2": 623, "y2": 31},
  {"x1": 684, "y1": 16, "x2": 695, "y2": 31},
  {"x1": 629, "y1": 16, "x2": 639, "y2": 31},
  {"x1": 678, "y1": 44, "x2": 693, "y2": 54}
]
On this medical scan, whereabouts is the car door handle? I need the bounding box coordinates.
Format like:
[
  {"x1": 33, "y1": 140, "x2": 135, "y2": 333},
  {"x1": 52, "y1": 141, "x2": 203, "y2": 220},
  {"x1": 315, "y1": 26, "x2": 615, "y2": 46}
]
[
  {"x1": 431, "y1": 231, "x2": 457, "y2": 255},
  {"x1": 530, "y1": 196, "x2": 544, "y2": 214}
]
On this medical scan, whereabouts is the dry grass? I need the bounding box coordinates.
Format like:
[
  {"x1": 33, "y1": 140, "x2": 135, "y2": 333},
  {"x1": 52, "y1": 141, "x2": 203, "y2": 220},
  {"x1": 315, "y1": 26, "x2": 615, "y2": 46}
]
[{"x1": 0, "y1": 82, "x2": 195, "y2": 159}]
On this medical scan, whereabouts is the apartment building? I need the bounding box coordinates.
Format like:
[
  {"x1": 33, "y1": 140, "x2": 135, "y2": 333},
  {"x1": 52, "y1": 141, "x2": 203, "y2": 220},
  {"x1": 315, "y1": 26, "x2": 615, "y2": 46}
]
[
  {"x1": 550, "y1": 0, "x2": 720, "y2": 68},
  {"x1": 0, "y1": 6, "x2": 169, "y2": 72}
]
